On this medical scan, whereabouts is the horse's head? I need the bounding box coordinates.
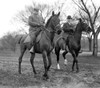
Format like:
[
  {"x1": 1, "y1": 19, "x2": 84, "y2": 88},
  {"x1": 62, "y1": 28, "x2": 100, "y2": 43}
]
[
  {"x1": 45, "y1": 11, "x2": 61, "y2": 34},
  {"x1": 78, "y1": 18, "x2": 92, "y2": 33}
]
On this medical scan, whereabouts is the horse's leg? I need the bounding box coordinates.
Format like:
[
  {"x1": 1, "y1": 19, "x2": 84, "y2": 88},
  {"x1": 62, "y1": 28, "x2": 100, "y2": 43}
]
[
  {"x1": 55, "y1": 47, "x2": 61, "y2": 69},
  {"x1": 71, "y1": 50, "x2": 76, "y2": 72},
  {"x1": 42, "y1": 51, "x2": 48, "y2": 79},
  {"x1": 18, "y1": 45, "x2": 26, "y2": 74},
  {"x1": 62, "y1": 50, "x2": 68, "y2": 66},
  {"x1": 47, "y1": 53, "x2": 52, "y2": 71},
  {"x1": 75, "y1": 52, "x2": 79, "y2": 72},
  {"x1": 30, "y1": 53, "x2": 36, "y2": 74}
]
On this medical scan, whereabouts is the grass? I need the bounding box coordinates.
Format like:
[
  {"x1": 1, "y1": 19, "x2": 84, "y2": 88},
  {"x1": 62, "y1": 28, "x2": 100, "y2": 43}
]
[{"x1": 0, "y1": 50, "x2": 100, "y2": 88}]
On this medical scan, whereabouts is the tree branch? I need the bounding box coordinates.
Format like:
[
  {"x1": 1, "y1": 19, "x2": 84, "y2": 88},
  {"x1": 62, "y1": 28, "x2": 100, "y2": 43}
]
[
  {"x1": 78, "y1": 10, "x2": 85, "y2": 20},
  {"x1": 96, "y1": 26, "x2": 100, "y2": 35},
  {"x1": 72, "y1": 0, "x2": 84, "y2": 11},
  {"x1": 81, "y1": 0, "x2": 94, "y2": 32},
  {"x1": 93, "y1": 7, "x2": 100, "y2": 25},
  {"x1": 91, "y1": 0, "x2": 96, "y2": 11}
]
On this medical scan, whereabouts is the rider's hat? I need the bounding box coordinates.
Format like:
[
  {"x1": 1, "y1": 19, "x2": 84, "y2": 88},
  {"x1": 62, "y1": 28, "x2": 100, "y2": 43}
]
[
  {"x1": 67, "y1": 15, "x2": 72, "y2": 19},
  {"x1": 33, "y1": 7, "x2": 39, "y2": 12}
]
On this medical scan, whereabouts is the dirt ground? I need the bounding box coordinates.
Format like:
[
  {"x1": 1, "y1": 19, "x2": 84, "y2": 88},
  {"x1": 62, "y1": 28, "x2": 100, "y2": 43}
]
[{"x1": 0, "y1": 51, "x2": 100, "y2": 88}]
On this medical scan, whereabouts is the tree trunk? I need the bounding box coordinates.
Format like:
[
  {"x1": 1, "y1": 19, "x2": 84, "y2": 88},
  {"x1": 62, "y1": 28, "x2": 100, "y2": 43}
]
[
  {"x1": 88, "y1": 37, "x2": 92, "y2": 51},
  {"x1": 92, "y1": 33, "x2": 98, "y2": 56}
]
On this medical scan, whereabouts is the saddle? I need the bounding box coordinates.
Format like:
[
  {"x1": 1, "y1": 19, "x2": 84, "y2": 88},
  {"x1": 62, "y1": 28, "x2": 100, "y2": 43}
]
[
  {"x1": 36, "y1": 31, "x2": 42, "y2": 43},
  {"x1": 24, "y1": 32, "x2": 42, "y2": 43}
]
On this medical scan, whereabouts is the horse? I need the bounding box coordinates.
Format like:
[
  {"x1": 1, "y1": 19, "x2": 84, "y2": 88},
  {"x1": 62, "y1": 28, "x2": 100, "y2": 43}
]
[
  {"x1": 18, "y1": 11, "x2": 61, "y2": 79},
  {"x1": 55, "y1": 18, "x2": 91, "y2": 72}
]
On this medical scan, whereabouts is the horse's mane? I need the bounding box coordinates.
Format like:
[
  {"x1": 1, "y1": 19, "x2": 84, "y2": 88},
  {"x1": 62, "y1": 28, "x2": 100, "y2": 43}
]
[
  {"x1": 45, "y1": 16, "x2": 52, "y2": 28},
  {"x1": 75, "y1": 18, "x2": 82, "y2": 31}
]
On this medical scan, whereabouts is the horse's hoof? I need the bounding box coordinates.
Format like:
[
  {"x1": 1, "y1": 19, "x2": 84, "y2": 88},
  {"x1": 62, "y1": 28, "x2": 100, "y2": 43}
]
[
  {"x1": 57, "y1": 68, "x2": 60, "y2": 70},
  {"x1": 19, "y1": 71, "x2": 21, "y2": 74},
  {"x1": 57, "y1": 64, "x2": 60, "y2": 70},
  {"x1": 43, "y1": 77, "x2": 47, "y2": 80},
  {"x1": 64, "y1": 59, "x2": 68, "y2": 66},
  {"x1": 71, "y1": 70, "x2": 79, "y2": 73},
  {"x1": 34, "y1": 72, "x2": 37, "y2": 74},
  {"x1": 43, "y1": 74, "x2": 49, "y2": 80}
]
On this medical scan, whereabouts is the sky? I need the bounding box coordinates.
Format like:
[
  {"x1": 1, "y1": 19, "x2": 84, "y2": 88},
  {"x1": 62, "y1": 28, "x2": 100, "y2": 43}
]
[{"x1": 0, "y1": 0, "x2": 100, "y2": 38}]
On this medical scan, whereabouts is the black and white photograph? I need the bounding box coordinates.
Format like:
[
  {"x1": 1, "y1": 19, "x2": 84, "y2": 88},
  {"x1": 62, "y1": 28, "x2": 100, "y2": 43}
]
[{"x1": 0, "y1": 0, "x2": 100, "y2": 88}]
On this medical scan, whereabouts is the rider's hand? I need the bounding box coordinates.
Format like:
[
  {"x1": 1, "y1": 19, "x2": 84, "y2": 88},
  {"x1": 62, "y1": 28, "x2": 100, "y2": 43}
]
[{"x1": 40, "y1": 25, "x2": 45, "y2": 30}]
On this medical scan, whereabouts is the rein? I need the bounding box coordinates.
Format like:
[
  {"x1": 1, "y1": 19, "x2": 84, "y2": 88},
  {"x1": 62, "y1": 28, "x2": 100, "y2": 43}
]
[
  {"x1": 43, "y1": 24, "x2": 60, "y2": 44},
  {"x1": 45, "y1": 23, "x2": 60, "y2": 33},
  {"x1": 44, "y1": 30, "x2": 51, "y2": 43}
]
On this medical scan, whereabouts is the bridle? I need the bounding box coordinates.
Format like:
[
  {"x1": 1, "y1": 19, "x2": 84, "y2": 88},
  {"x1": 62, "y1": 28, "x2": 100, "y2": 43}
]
[
  {"x1": 45, "y1": 23, "x2": 61, "y2": 33},
  {"x1": 82, "y1": 22, "x2": 90, "y2": 33}
]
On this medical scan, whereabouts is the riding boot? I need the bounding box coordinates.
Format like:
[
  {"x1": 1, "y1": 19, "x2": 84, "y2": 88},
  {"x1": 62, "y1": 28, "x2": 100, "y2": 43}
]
[
  {"x1": 29, "y1": 38, "x2": 36, "y2": 54},
  {"x1": 29, "y1": 28, "x2": 41, "y2": 54},
  {"x1": 29, "y1": 46, "x2": 35, "y2": 54}
]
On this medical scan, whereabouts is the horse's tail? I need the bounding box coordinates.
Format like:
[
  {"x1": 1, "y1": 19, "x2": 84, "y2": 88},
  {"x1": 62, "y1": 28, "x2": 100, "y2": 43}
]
[
  {"x1": 17, "y1": 36, "x2": 23, "y2": 44},
  {"x1": 55, "y1": 36, "x2": 67, "y2": 52}
]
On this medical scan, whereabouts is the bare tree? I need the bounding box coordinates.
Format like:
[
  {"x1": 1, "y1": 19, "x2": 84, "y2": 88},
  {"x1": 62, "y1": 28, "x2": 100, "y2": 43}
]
[
  {"x1": 14, "y1": 1, "x2": 54, "y2": 31},
  {"x1": 13, "y1": 0, "x2": 67, "y2": 32},
  {"x1": 72, "y1": 0, "x2": 100, "y2": 56},
  {"x1": 0, "y1": 32, "x2": 17, "y2": 52}
]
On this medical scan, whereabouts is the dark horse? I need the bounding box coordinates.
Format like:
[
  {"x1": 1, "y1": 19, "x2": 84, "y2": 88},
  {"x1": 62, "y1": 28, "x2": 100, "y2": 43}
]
[
  {"x1": 55, "y1": 18, "x2": 91, "y2": 72},
  {"x1": 18, "y1": 11, "x2": 61, "y2": 79}
]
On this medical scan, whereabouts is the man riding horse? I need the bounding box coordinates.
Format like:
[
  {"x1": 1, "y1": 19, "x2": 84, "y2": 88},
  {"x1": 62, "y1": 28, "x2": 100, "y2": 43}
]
[
  {"x1": 28, "y1": 7, "x2": 45, "y2": 53},
  {"x1": 62, "y1": 15, "x2": 75, "y2": 41}
]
